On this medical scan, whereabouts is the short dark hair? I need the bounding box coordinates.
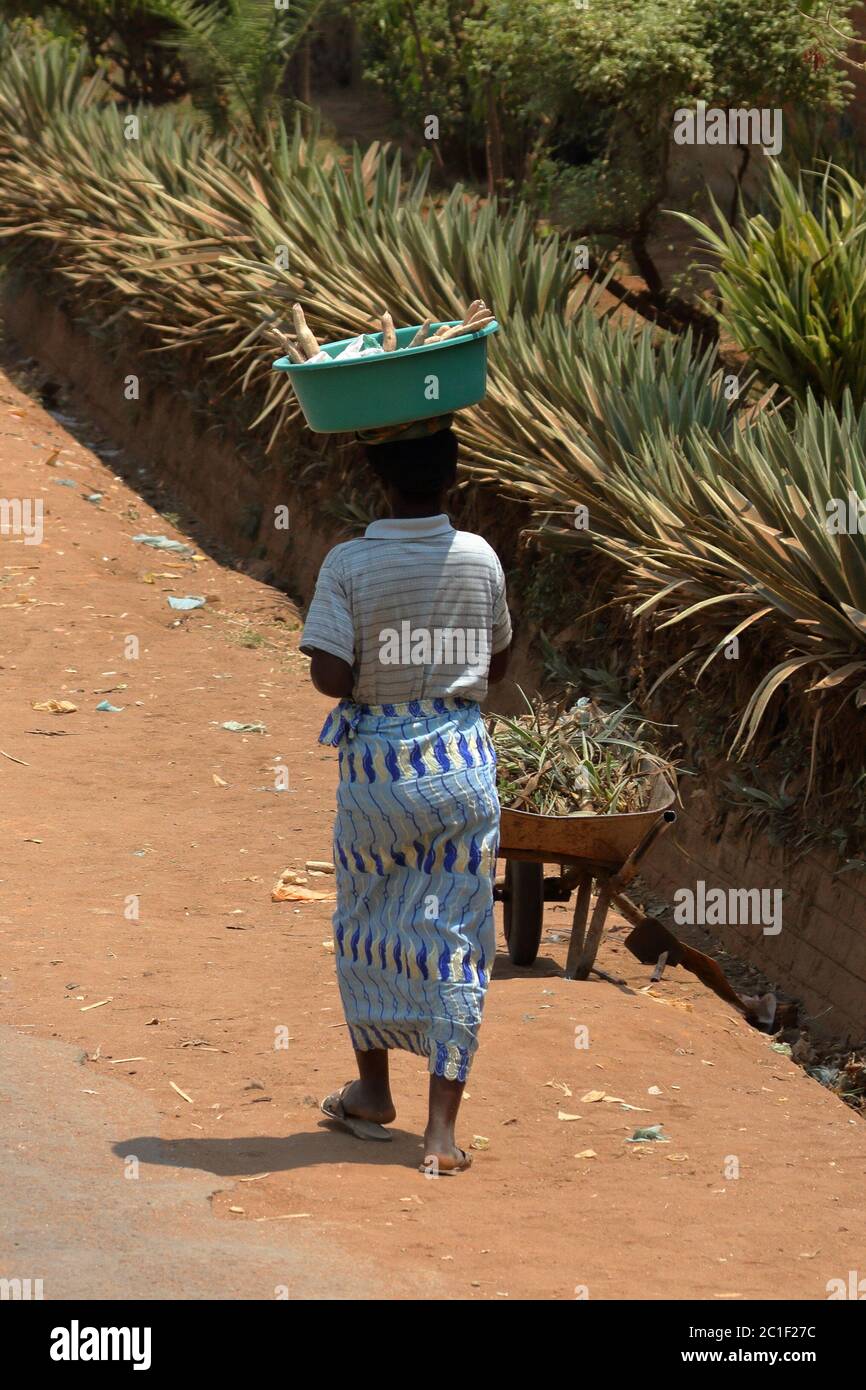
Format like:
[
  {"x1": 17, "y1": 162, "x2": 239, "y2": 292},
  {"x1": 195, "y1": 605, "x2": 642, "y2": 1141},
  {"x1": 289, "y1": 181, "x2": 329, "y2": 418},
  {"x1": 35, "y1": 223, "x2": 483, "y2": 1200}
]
[{"x1": 364, "y1": 427, "x2": 458, "y2": 500}]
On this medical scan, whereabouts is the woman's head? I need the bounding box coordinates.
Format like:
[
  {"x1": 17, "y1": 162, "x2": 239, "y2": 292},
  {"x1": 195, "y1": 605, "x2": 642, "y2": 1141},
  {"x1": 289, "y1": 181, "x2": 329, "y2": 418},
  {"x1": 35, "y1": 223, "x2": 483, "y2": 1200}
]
[{"x1": 365, "y1": 427, "x2": 458, "y2": 510}]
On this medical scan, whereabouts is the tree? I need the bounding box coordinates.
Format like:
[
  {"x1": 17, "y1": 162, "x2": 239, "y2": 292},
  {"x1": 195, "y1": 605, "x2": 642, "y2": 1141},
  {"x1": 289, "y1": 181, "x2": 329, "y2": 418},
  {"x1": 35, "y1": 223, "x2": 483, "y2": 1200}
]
[
  {"x1": 352, "y1": 0, "x2": 852, "y2": 314},
  {"x1": 3, "y1": 0, "x2": 328, "y2": 129},
  {"x1": 351, "y1": 1, "x2": 483, "y2": 176},
  {"x1": 469, "y1": 1, "x2": 851, "y2": 296},
  {"x1": 146, "y1": 0, "x2": 327, "y2": 137}
]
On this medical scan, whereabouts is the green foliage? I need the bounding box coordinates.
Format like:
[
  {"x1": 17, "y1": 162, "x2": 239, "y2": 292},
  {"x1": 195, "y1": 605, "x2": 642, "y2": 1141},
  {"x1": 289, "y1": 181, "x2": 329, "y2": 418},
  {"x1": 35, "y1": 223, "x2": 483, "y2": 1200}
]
[
  {"x1": 0, "y1": 2, "x2": 185, "y2": 101},
  {"x1": 354, "y1": 1, "x2": 479, "y2": 165},
  {"x1": 145, "y1": 0, "x2": 325, "y2": 135},
  {"x1": 781, "y1": 104, "x2": 866, "y2": 190},
  {"x1": 1, "y1": 0, "x2": 326, "y2": 120},
  {"x1": 477, "y1": 311, "x2": 748, "y2": 536},
  {"x1": 469, "y1": 0, "x2": 705, "y2": 131},
  {"x1": 678, "y1": 160, "x2": 866, "y2": 409},
  {"x1": 354, "y1": 0, "x2": 850, "y2": 241},
  {"x1": 697, "y1": 1, "x2": 851, "y2": 109}
]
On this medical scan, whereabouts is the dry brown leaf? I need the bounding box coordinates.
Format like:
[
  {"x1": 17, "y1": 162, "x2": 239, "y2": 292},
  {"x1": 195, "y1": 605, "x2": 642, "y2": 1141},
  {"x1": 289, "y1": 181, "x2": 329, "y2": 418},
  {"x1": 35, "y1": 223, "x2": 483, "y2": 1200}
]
[
  {"x1": 32, "y1": 699, "x2": 77, "y2": 714},
  {"x1": 545, "y1": 1079, "x2": 572, "y2": 1097},
  {"x1": 272, "y1": 867, "x2": 333, "y2": 903},
  {"x1": 273, "y1": 884, "x2": 333, "y2": 902}
]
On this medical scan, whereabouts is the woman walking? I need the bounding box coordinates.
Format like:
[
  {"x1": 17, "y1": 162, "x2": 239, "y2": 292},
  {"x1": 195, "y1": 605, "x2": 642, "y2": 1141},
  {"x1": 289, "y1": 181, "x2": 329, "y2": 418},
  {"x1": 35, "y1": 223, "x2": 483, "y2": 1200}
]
[{"x1": 301, "y1": 417, "x2": 511, "y2": 1173}]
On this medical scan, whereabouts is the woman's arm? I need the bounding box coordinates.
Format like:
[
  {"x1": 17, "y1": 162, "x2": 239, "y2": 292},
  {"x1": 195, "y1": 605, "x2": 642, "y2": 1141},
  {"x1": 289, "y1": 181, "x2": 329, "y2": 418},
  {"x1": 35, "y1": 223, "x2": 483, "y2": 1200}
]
[
  {"x1": 309, "y1": 648, "x2": 354, "y2": 699},
  {"x1": 488, "y1": 642, "x2": 511, "y2": 685},
  {"x1": 300, "y1": 548, "x2": 355, "y2": 698},
  {"x1": 489, "y1": 555, "x2": 512, "y2": 686}
]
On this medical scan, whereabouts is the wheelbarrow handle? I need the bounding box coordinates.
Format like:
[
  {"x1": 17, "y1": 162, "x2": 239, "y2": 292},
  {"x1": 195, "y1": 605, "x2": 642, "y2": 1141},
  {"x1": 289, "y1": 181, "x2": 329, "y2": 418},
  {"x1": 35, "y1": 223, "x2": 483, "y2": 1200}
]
[
  {"x1": 612, "y1": 809, "x2": 676, "y2": 891},
  {"x1": 567, "y1": 810, "x2": 677, "y2": 980}
]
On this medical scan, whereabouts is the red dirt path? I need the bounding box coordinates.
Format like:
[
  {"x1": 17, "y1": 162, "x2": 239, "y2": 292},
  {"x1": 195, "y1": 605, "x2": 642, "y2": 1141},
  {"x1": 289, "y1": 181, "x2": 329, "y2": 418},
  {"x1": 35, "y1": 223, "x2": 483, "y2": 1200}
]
[{"x1": 2, "y1": 368, "x2": 865, "y2": 1301}]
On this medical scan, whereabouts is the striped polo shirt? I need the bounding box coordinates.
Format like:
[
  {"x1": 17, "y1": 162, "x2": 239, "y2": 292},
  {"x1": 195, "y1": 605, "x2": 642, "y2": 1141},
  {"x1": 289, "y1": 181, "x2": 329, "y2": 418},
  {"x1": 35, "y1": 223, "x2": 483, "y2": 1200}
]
[{"x1": 300, "y1": 514, "x2": 512, "y2": 704}]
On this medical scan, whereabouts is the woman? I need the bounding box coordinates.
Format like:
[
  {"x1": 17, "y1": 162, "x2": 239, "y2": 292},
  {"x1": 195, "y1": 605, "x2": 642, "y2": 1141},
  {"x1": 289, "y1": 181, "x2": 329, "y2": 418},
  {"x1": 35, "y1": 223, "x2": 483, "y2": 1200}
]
[{"x1": 300, "y1": 417, "x2": 511, "y2": 1173}]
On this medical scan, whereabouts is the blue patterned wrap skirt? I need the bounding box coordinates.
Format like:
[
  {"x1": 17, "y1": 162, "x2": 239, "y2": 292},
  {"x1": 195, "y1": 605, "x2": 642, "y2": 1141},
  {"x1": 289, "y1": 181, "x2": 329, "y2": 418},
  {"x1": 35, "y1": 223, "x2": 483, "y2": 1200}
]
[{"x1": 318, "y1": 697, "x2": 499, "y2": 1082}]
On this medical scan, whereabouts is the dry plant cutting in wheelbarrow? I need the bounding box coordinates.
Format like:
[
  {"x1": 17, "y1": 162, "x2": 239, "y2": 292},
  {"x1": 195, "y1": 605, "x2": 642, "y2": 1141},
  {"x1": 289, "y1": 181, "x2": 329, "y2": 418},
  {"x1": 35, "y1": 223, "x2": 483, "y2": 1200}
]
[
  {"x1": 489, "y1": 692, "x2": 678, "y2": 979},
  {"x1": 274, "y1": 296, "x2": 678, "y2": 1172}
]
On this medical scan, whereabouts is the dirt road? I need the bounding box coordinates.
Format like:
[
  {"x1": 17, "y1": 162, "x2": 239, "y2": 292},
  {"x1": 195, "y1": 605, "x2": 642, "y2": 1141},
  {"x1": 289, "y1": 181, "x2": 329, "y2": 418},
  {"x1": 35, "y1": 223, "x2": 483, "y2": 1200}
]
[{"x1": 2, "y1": 363, "x2": 865, "y2": 1301}]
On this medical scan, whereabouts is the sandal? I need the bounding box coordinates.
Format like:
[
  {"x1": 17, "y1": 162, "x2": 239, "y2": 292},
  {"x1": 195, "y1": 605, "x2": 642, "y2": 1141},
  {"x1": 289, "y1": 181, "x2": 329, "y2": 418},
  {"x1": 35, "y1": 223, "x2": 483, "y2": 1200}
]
[{"x1": 320, "y1": 1082, "x2": 392, "y2": 1142}]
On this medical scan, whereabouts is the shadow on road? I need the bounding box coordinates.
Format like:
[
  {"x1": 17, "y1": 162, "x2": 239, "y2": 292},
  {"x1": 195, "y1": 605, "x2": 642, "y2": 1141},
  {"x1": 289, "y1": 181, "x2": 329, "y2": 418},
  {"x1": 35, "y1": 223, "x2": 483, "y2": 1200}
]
[{"x1": 113, "y1": 1124, "x2": 429, "y2": 1176}]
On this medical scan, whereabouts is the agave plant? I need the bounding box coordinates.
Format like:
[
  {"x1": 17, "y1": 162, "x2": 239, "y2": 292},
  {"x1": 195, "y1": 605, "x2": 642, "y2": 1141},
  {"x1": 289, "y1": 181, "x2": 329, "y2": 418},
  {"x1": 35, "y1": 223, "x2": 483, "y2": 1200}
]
[
  {"x1": 598, "y1": 396, "x2": 866, "y2": 748},
  {"x1": 676, "y1": 159, "x2": 866, "y2": 410},
  {"x1": 473, "y1": 311, "x2": 762, "y2": 541},
  {"x1": 0, "y1": 23, "x2": 108, "y2": 133}
]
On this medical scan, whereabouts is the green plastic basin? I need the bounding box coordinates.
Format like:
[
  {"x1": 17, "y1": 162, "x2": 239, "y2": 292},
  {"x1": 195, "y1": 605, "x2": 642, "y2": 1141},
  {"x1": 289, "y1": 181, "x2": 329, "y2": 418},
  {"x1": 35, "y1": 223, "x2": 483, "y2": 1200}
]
[{"x1": 272, "y1": 319, "x2": 498, "y2": 433}]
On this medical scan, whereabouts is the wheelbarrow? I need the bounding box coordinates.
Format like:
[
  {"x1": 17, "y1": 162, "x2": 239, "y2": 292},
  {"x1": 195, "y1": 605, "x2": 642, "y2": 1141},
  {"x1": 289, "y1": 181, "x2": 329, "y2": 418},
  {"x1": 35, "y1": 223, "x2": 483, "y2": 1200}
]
[{"x1": 494, "y1": 769, "x2": 677, "y2": 979}]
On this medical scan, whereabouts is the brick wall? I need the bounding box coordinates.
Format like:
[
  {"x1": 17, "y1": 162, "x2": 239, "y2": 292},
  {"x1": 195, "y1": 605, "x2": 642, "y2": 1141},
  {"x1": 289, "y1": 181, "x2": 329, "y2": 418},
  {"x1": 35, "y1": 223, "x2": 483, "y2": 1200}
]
[{"x1": 641, "y1": 782, "x2": 866, "y2": 1043}]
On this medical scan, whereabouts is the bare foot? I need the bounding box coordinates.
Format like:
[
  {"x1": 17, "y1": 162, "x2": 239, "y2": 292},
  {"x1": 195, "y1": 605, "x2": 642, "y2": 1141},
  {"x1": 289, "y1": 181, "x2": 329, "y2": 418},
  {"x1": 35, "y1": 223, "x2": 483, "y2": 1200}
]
[{"x1": 421, "y1": 1131, "x2": 472, "y2": 1175}]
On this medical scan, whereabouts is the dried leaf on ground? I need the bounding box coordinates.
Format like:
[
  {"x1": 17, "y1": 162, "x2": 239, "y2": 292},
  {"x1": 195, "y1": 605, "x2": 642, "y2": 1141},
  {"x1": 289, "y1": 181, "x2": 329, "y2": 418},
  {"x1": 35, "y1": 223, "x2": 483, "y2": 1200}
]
[{"x1": 272, "y1": 868, "x2": 334, "y2": 902}]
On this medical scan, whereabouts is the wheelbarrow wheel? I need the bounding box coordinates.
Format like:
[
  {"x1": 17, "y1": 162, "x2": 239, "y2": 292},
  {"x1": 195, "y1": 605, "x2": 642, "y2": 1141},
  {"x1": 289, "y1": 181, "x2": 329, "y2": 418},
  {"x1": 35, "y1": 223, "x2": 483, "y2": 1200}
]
[{"x1": 503, "y1": 861, "x2": 544, "y2": 966}]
